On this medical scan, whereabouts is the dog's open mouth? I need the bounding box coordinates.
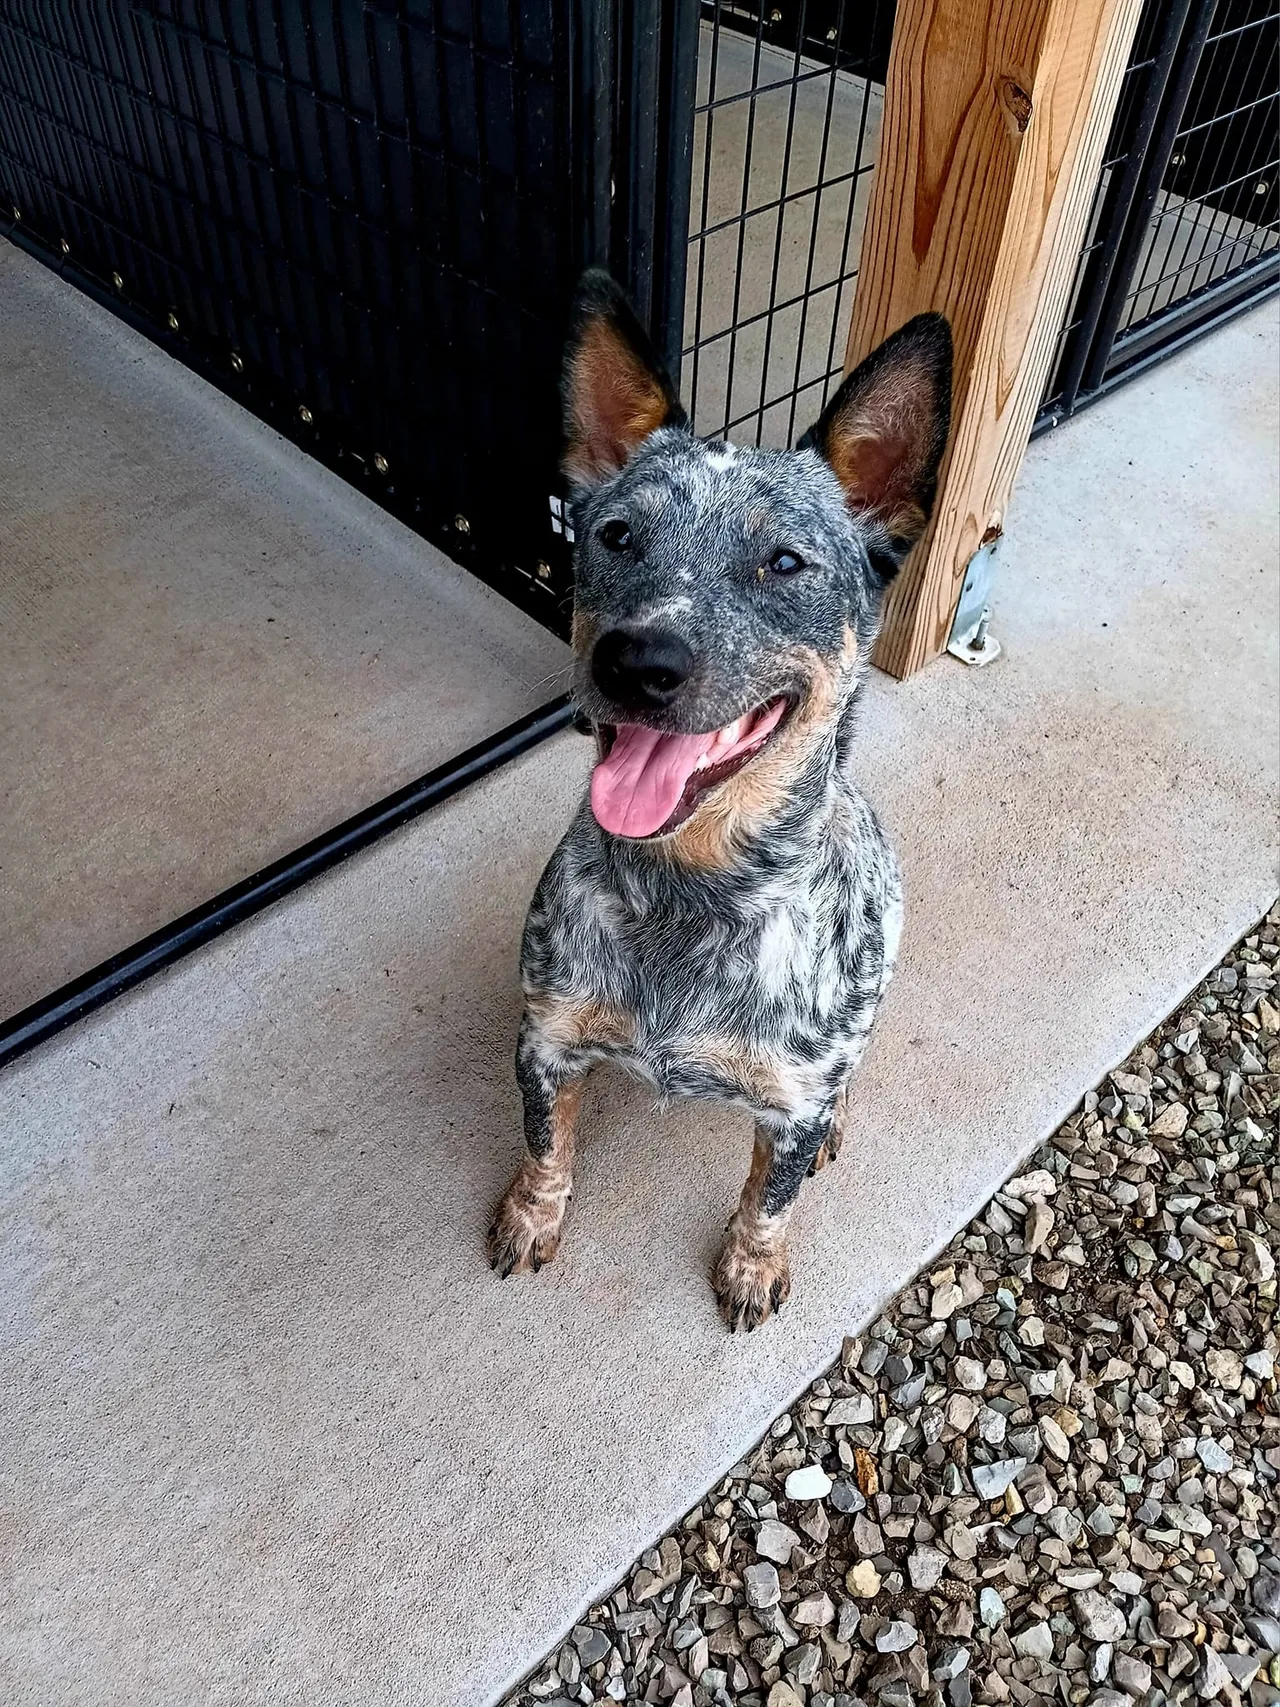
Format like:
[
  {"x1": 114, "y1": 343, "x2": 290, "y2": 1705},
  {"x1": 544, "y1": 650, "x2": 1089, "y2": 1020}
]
[{"x1": 589, "y1": 696, "x2": 791, "y2": 839}]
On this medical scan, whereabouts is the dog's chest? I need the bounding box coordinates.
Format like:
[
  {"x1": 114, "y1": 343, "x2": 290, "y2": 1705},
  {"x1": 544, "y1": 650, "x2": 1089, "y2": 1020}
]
[{"x1": 523, "y1": 829, "x2": 893, "y2": 1116}]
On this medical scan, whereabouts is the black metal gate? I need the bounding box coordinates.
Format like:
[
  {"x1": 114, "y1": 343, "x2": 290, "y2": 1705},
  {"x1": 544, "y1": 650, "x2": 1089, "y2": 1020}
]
[
  {"x1": 1042, "y1": 0, "x2": 1279, "y2": 426},
  {"x1": 0, "y1": 0, "x2": 590, "y2": 629}
]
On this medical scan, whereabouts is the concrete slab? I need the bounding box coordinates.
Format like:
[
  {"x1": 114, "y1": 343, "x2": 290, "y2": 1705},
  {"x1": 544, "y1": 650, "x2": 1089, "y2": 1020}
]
[
  {"x1": 0, "y1": 242, "x2": 569, "y2": 1022},
  {"x1": 2, "y1": 305, "x2": 1276, "y2": 1707}
]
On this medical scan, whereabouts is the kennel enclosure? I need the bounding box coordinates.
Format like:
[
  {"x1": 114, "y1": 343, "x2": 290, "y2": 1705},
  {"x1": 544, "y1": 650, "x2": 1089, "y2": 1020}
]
[
  {"x1": 2, "y1": 0, "x2": 1275, "y2": 633},
  {"x1": 1, "y1": 0, "x2": 1277, "y2": 1064}
]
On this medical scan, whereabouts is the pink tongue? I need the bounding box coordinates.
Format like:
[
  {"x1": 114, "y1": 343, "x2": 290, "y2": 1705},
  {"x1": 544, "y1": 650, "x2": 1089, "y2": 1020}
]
[
  {"x1": 589, "y1": 699, "x2": 789, "y2": 837},
  {"x1": 590, "y1": 725, "x2": 717, "y2": 838}
]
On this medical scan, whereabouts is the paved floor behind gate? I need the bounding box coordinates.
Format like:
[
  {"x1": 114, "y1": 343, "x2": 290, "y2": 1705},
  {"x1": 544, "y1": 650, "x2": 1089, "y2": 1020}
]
[
  {"x1": 1, "y1": 301, "x2": 1276, "y2": 1707},
  {"x1": 0, "y1": 242, "x2": 568, "y2": 1022}
]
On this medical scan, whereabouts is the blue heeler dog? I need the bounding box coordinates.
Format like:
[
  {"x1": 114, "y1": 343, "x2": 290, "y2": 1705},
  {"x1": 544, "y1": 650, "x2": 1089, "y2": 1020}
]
[{"x1": 489, "y1": 271, "x2": 952, "y2": 1330}]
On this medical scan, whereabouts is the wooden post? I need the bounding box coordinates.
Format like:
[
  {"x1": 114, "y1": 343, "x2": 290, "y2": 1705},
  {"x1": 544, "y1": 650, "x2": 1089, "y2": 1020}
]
[{"x1": 846, "y1": 0, "x2": 1146, "y2": 679}]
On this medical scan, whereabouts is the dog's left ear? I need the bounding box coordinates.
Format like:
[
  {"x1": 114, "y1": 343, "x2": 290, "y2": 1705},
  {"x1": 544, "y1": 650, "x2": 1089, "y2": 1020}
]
[
  {"x1": 562, "y1": 270, "x2": 687, "y2": 491},
  {"x1": 799, "y1": 313, "x2": 952, "y2": 569}
]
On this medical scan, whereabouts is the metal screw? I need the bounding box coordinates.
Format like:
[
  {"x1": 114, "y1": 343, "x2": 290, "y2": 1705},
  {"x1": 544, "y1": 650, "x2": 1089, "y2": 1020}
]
[
  {"x1": 1256, "y1": 180, "x2": 1270, "y2": 196},
  {"x1": 826, "y1": 26, "x2": 837, "y2": 40},
  {"x1": 59, "y1": 237, "x2": 70, "y2": 255},
  {"x1": 770, "y1": 7, "x2": 782, "y2": 20},
  {"x1": 373, "y1": 452, "x2": 389, "y2": 475},
  {"x1": 11, "y1": 205, "x2": 19, "y2": 221},
  {"x1": 298, "y1": 404, "x2": 313, "y2": 424},
  {"x1": 229, "y1": 351, "x2": 244, "y2": 374},
  {"x1": 167, "y1": 310, "x2": 179, "y2": 331},
  {"x1": 971, "y1": 607, "x2": 990, "y2": 650},
  {"x1": 454, "y1": 513, "x2": 471, "y2": 535},
  {"x1": 536, "y1": 560, "x2": 551, "y2": 579},
  {"x1": 110, "y1": 271, "x2": 123, "y2": 290}
]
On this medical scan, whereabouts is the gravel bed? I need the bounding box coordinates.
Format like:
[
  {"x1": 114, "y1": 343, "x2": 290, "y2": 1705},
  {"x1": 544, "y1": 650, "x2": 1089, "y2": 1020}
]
[{"x1": 500, "y1": 908, "x2": 1279, "y2": 1707}]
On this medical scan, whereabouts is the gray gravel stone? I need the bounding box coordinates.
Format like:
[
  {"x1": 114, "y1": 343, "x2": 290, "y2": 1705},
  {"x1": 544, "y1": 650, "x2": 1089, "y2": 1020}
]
[
  {"x1": 744, "y1": 1561, "x2": 781, "y2": 1609},
  {"x1": 1111, "y1": 1651, "x2": 1151, "y2": 1697},
  {"x1": 1012, "y1": 1622, "x2": 1053, "y2": 1660},
  {"x1": 756, "y1": 1519, "x2": 801, "y2": 1564},
  {"x1": 978, "y1": 1587, "x2": 1006, "y2": 1628}
]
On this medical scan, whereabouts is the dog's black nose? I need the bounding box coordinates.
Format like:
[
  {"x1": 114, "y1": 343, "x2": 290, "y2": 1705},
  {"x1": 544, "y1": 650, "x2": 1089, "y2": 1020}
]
[{"x1": 592, "y1": 626, "x2": 694, "y2": 712}]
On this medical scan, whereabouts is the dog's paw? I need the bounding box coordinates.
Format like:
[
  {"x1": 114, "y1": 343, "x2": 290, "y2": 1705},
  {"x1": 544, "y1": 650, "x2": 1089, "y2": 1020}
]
[
  {"x1": 712, "y1": 1228, "x2": 791, "y2": 1332},
  {"x1": 808, "y1": 1126, "x2": 844, "y2": 1174},
  {"x1": 487, "y1": 1176, "x2": 567, "y2": 1278}
]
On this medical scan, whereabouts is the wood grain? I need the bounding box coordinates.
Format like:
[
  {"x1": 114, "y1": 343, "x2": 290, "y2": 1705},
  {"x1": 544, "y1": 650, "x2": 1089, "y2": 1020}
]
[{"x1": 845, "y1": 0, "x2": 1146, "y2": 678}]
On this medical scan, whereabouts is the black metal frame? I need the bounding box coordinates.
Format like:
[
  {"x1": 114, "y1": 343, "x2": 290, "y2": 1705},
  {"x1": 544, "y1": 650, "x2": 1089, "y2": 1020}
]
[
  {"x1": 0, "y1": 696, "x2": 574, "y2": 1073},
  {"x1": 1041, "y1": 0, "x2": 1279, "y2": 428}
]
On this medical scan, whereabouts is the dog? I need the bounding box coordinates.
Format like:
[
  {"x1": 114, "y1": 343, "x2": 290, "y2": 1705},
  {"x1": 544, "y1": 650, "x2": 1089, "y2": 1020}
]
[{"x1": 488, "y1": 271, "x2": 952, "y2": 1329}]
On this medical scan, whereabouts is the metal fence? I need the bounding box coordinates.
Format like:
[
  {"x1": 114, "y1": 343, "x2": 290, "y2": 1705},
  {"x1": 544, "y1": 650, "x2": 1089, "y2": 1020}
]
[
  {"x1": 0, "y1": 0, "x2": 580, "y2": 628},
  {"x1": 1, "y1": 0, "x2": 1273, "y2": 617},
  {"x1": 1042, "y1": 0, "x2": 1278, "y2": 425},
  {"x1": 680, "y1": 0, "x2": 894, "y2": 447}
]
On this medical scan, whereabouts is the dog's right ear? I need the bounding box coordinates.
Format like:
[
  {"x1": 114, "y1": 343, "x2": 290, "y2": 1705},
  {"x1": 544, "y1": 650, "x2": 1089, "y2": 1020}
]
[
  {"x1": 562, "y1": 270, "x2": 687, "y2": 491},
  {"x1": 798, "y1": 313, "x2": 952, "y2": 570}
]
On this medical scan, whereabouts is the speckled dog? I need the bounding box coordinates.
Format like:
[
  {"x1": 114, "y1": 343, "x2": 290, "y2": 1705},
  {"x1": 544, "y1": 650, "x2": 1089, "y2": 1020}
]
[{"x1": 488, "y1": 271, "x2": 952, "y2": 1329}]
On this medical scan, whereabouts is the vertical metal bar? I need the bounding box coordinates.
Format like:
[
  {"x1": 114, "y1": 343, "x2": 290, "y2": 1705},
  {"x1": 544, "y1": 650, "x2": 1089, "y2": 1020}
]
[
  {"x1": 1081, "y1": 0, "x2": 1219, "y2": 393},
  {"x1": 751, "y1": 0, "x2": 812, "y2": 442},
  {"x1": 718, "y1": 2, "x2": 775, "y2": 436},
  {"x1": 785, "y1": 0, "x2": 849, "y2": 444},
  {"x1": 687, "y1": 1, "x2": 726, "y2": 427},
  {"x1": 652, "y1": 0, "x2": 700, "y2": 384},
  {"x1": 570, "y1": 0, "x2": 616, "y2": 269},
  {"x1": 616, "y1": 0, "x2": 661, "y2": 326}
]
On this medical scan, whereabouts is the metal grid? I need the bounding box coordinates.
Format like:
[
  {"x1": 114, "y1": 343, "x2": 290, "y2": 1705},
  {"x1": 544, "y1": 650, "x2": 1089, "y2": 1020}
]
[
  {"x1": 1118, "y1": 0, "x2": 1278, "y2": 335},
  {"x1": 0, "y1": 0, "x2": 578, "y2": 627},
  {"x1": 680, "y1": 0, "x2": 894, "y2": 448},
  {"x1": 1039, "y1": 0, "x2": 1173, "y2": 415},
  {"x1": 1041, "y1": 0, "x2": 1278, "y2": 425}
]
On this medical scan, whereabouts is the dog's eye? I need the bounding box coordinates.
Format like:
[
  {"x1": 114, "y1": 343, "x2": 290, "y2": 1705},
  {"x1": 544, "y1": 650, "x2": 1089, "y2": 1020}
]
[
  {"x1": 598, "y1": 519, "x2": 632, "y2": 552},
  {"x1": 768, "y1": 549, "x2": 805, "y2": 576}
]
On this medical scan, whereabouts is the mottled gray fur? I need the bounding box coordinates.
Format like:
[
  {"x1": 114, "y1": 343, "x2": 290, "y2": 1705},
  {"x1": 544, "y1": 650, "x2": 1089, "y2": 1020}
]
[{"x1": 489, "y1": 271, "x2": 951, "y2": 1328}]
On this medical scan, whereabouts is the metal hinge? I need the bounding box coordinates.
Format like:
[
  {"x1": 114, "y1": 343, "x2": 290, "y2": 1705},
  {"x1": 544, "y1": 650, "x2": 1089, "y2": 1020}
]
[{"x1": 947, "y1": 528, "x2": 1003, "y2": 666}]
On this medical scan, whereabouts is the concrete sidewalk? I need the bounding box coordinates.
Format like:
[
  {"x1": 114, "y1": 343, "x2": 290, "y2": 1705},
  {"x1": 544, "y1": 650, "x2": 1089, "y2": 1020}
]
[{"x1": 1, "y1": 304, "x2": 1277, "y2": 1707}]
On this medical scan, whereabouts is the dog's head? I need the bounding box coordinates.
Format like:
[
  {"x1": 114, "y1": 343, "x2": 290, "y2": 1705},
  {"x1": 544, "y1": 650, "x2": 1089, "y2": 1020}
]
[{"x1": 561, "y1": 270, "x2": 952, "y2": 854}]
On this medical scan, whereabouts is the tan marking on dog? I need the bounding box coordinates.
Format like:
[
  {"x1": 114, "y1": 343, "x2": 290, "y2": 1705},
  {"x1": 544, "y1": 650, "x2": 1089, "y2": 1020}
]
[
  {"x1": 681, "y1": 1034, "x2": 801, "y2": 1108},
  {"x1": 488, "y1": 1079, "x2": 583, "y2": 1277},
  {"x1": 811, "y1": 1080, "x2": 849, "y2": 1171},
  {"x1": 659, "y1": 632, "x2": 861, "y2": 873},
  {"x1": 525, "y1": 991, "x2": 636, "y2": 1051},
  {"x1": 712, "y1": 1127, "x2": 793, "y2": 1330},
  {"x1": 571, "y1": 607, "x2": 599, "y2": 657}
]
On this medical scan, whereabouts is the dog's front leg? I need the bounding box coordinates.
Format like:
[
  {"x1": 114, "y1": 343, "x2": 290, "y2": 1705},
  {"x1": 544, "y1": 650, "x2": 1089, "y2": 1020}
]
[
  {"x1": 487, "y1": 1019, "x2": 586, "y2": 1278},
  {"x1": 713, "y1": 1111, "x2": 830, "y2": 1331}
]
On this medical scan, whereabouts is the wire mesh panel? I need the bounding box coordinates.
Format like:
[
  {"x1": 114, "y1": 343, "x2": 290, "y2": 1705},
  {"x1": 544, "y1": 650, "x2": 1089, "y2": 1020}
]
[
  {"x1": 1118, "y1": 0, "x2": 1278, "y2": 335},
  {"x1": 0, "y1": 0, "x2": 579, "y2": 627},
  {"x1": 1041, "y1": 0, "x2": 1278, "y2": 424},
  {"x1": 681, "y1": 0, "x2": 894, "y2": 448}
]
